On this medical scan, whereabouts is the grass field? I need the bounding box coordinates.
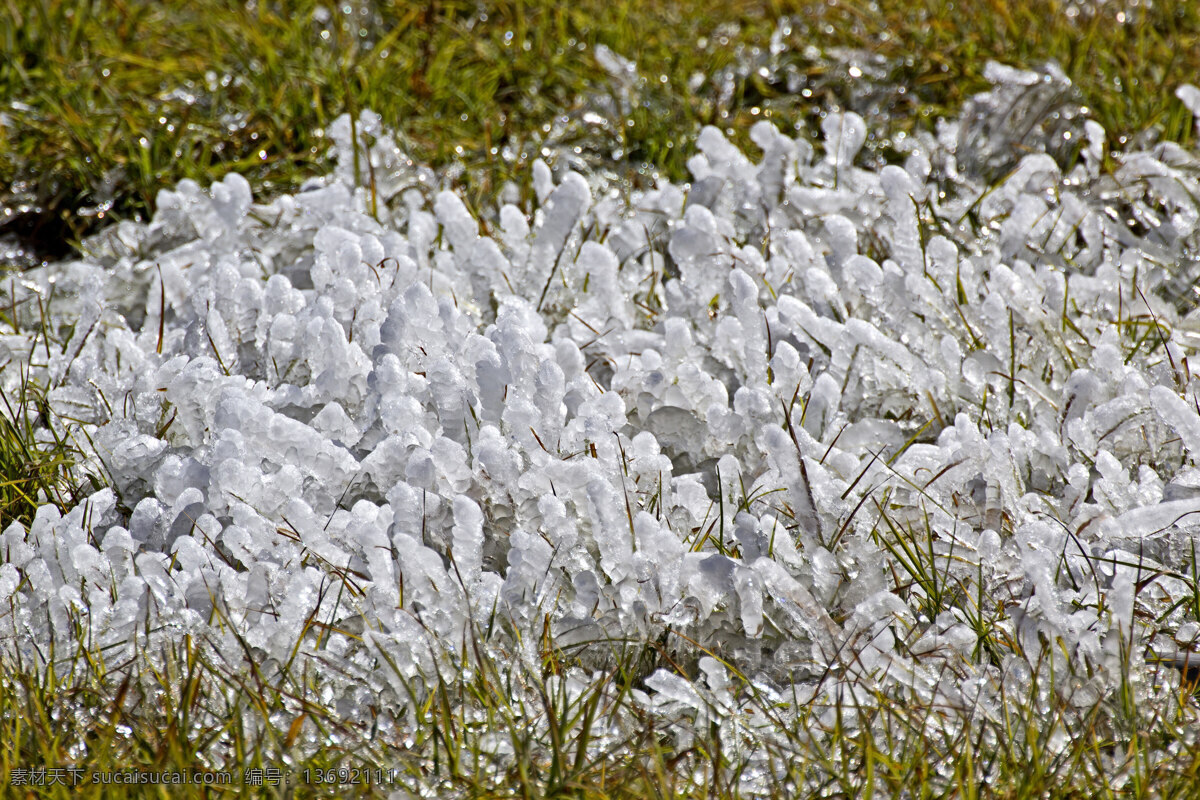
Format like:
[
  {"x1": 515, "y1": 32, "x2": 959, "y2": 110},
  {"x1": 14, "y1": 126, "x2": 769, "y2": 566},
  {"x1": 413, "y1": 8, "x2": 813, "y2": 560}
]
[
  {"x1": 3, "y1": 0, "x2": 1198, "y2": 262},
  {"x1": 5, "y1": 1, "x2": 1200, "y2": 798}
]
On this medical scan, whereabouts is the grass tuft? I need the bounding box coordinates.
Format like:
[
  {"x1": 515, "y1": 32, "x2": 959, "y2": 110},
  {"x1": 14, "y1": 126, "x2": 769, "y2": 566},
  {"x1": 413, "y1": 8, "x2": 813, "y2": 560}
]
[
  {"x1": 0, "y1": 297, "x2": 100, "y2": 525},
  {"x1": 3, "y1": 0, "x2": 1199, "y2": 264}
]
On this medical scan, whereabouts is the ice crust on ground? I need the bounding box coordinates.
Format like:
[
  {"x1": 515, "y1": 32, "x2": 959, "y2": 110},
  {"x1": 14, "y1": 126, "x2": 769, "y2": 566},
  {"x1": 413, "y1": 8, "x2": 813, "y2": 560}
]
[{"x1": 5, "y1": 61, "x2": 1200, "y2": 792}]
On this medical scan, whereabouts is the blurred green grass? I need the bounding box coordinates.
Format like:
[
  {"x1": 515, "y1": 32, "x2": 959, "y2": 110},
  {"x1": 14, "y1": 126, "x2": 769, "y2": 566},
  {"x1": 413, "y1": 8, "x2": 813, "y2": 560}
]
[{"x1": 1, "y1": 0, "x2": 1198, "y2": 263}]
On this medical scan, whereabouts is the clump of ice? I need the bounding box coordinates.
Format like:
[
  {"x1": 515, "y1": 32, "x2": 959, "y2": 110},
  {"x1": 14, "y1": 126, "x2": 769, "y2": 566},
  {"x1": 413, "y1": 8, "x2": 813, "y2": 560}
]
[{"x1": 5, "y1": 62, "x2": 1200, "y2": 792}]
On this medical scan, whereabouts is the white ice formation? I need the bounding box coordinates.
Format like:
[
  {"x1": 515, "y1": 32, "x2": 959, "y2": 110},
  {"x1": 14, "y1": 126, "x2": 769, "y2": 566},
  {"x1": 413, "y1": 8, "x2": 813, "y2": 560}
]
[{"x1": 4, "y1": 63, "x2": 1200, "y2": 792}]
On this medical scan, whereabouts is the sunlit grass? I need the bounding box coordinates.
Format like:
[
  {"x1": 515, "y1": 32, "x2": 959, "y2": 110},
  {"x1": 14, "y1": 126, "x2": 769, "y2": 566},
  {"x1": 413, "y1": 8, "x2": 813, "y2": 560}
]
[{"x1": 2, "y1": 0, "x2": 1198, "y2": 261}]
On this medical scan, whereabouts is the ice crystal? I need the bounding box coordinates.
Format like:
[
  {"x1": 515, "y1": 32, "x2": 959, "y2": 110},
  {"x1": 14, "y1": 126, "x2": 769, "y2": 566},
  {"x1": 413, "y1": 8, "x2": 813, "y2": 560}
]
[{"x1": 5, "y1": 60, "x2": 1200, "y2": 794}]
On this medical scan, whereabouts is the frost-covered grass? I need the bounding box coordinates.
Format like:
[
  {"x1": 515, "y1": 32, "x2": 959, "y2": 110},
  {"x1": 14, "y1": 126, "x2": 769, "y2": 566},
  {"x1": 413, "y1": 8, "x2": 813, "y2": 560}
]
[
  {"x1": 0, "y1": 320, "x2": 99, "y2": 525},
  {"x1": 3, "y1": 0, "x2": 1199, "y2": 264},
  {"x1": 7, "y1": 619, "x2": 1200, "y2": 799},
  {"x1": 8, "y1": 52, "x2": 1200, "y2": 800}
]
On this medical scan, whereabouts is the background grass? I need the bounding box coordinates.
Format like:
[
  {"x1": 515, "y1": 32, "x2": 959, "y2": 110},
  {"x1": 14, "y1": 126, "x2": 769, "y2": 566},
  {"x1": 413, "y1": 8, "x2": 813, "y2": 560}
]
[{"x1": 2, "y1": 0, "x2": 1199, "y2": 264}]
